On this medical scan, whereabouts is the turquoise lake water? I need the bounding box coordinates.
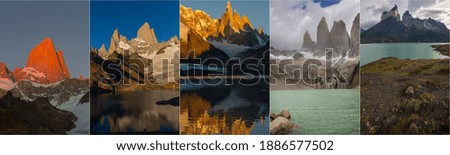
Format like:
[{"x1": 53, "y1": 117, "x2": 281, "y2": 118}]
[
  {"x1": 361, "y1": 43, "x2": 448, "y2": 65},
  {"x1": 270, "y1": 89, "x2": 360, "y2": 135}
]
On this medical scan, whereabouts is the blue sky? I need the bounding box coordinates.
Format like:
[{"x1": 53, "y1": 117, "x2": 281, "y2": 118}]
[
  {"x1": 181, "y1": 0, "x2": 269, "y2": 33},
  {"x1": 90, "y1": 1, "x2": 179, "y2": 49},
  {"x1": 0, "y1": 1, "x2": 89, "y2": 78},
  {"x1": 313, "y1": 0, "x2": 341, "y2": 7}
]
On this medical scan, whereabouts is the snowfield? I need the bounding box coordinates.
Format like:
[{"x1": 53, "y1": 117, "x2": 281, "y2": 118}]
[{"x1": 208, "y1": 39, "x2": 251, "y2": 58}]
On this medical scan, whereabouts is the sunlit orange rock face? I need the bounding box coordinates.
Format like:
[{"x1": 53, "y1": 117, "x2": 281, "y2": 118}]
[
  {"x1": 14, "y1": 37, "x2": 70, "y2": 84},
  {"x1": 179, "y1": 2, "x2": 256, "y2": 59},
  {"x1": 0, "y1": 62, "x2": 10, "y2": 79}
]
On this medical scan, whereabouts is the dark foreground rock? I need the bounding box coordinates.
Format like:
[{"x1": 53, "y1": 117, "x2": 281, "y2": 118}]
[
  {"x1": 78, "y1": 92, "x2": 89, "y2": 104},
  {"x1": 270, "y1": 110, "x2": 295, "y2": 135},
  {"x1": 361, "y1": 58, "x2": 449, "y2": 134},
  {"x1": 0, "y1": 92, "x2": 76, "y2": 134}
]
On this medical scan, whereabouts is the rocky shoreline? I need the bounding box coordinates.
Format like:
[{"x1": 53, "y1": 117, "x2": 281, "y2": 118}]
[
  {"x1": 361, "y1": 57, "x2": 449, "y2": 134},
  {"x1": 431, "y1": 44, "x2": 449, "y2": 56}
]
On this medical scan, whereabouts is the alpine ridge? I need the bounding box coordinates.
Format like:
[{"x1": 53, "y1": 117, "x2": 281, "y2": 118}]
[
  {"x1": 5, "y1": 37, "x2": 71, "y2": 85},
  {"x1": 361, "y1": 5, "x2": 450, "y2": 43},
  {"x1": 180, "y1": 2, "x2": 269, "y2": 59}
]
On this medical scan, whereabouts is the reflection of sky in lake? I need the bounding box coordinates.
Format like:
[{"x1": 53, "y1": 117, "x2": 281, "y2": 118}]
[
  {"x1": 90, "y1": 90, "x2": 179, "y2": 134},
  {"x1": 180, "y1": 78, "x2": 269, "y2": 135}
]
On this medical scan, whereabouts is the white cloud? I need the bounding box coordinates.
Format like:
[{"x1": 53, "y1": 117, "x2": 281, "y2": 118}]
[
  {"x1": 270, "y1": 0, "x2": 360, "y2": 50},
  {"x1": 414, "y1": 0, "x2": 450, "y2": 28}
]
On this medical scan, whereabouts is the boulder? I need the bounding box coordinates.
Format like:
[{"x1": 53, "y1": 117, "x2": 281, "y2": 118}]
[
  {"x1": 270, "y1": 111, "x2": 277, "y2": 121},
  {"x1": 405, "y1": 86, "x2": 414, "y2": 95},
  {"x1": 270, "y1": 117, "x2": 295, "y2": 135},
  {"x1": 279, "y1": 110, "x2": 291, "y2": 119},
  {"x1": 405, "y1": 123, "x2": 419, "y2": 134}
]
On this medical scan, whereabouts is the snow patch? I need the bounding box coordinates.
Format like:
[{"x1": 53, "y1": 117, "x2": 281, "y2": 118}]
[
  {"x1": 0, "y1": 78, "x2": 15, "y2": 90},
  {"x1": 20, "y1": 67, "x2": 46, "y2": 79},
  {"x1": 56, "y1": 92, "x2": 89, "y2": 135},
  {"x1": 118, "y1": 41, "x2": 131, "y2": 50},
  {"x1": 208, "y1": 39, "x2": 251, "y2": 58},
  {"x1": 255, "y1": 34, "x2": 266, "y2": 47}
]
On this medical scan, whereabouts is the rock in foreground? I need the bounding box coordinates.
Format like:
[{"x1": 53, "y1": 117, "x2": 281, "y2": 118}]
[
  {"x1": 0, "y1": 92, "x2": 76, "y2": 134},
  {"x1": 270, "y1": 110, "x2": 295, "y2": 135}
]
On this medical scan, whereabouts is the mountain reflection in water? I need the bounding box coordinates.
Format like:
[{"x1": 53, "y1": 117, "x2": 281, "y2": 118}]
[
  {"x1": 90, "y1": 90, "x2": 179, "y2": 134},
  {"x1": 180, "y1": 78, "x2": 269, "y2": 135}
]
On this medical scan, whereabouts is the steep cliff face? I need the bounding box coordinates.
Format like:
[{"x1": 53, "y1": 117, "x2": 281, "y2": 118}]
[
  {"x1": 180, "y1": 2, "x2": 268, "y2": 59},
  {"x1": 329, "y1": 20, "x2": 350, "y2": 57},
  {"x1": 316, "y1": 17, "x2": 330, "y2": 55},
  {"x1": 0, "y1": 62, "x2": 15, "y2": 90},
  {"x1": 381, "y1": 5, "x2": 401, "y2": 21},
  {"x1": 137, "y1": 22, "x2": 158, "y2": 45},
  {"x1": 302, "y1": 31, "x2": 316, "y2": 50},
  {"x1": 98, "y1": 22, "x2": 167, "y2": 60},
  {"x1": 350, "y1": 13, "x2": 360, "y2": 58},
  {"x1": 13, "y1": 37, "x2": 70, "y2": 84}
]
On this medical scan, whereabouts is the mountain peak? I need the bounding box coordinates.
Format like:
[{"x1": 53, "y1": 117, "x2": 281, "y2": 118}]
[
  {"x1": 302, "y1": 30, "x2": 316, "y2": 50},
  {"x1": 317, "y1": 16, "x2": 330, "y2": 50},
  {"x1": 381, "y1": 5, "x2": 401, "y2": 21},
  {"x1": 402, "y1": 10, "x2": 413, "y2": 24},
  {"x1": 392, "y1": 5, "x2": 398, "y2": 11},
  {"x1": 258, "y1": 26, "x2": 263, "y2": 34},
  {"x1": 142, "y1": 22, "x2": 150, "y2": 27},
  {"x1": 137, "y1": 22, "x2": 158, "y2": 45},
  {"x1": 42, "y1": 37, "x2": 53, "y2": 44},
  {"x1": 404, "y1": 10, "x2": 411, "y2": 16},
  {"x1": 13, "y1": 38, "x2": 71, "y2": 84},
  {"x1": 226, "y1": 1, "x2": 232, "y2": 13},
  {"x1": 112, "y1": 29, "x2": 119, "y2": 42}
]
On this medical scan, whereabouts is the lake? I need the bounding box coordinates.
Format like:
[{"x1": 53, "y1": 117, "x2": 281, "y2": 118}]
[
  {"x1": 361, "y1": 43, "x2": 448, "y2": 65},
  {"x1": 180, "y1": 78, "x2": 269, "y2": 135},
  {"x1": 90, "y1": 90, "x2": 179, "y2": 134},
  {"x1": 271, "y1": 89, "x2": 359, "y2": 135}
]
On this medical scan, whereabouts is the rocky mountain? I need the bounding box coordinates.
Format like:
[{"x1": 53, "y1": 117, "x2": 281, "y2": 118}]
[
  {"x1": 361, "y1": 5, "x2": 450, "y2": 43},
  {"x1": 0, "y1": 38, "x2": 74, "y2": 90},
  {"x1": 0, "y1": 91, "x2": 76, "y2": 134},
  {"x1": 0, "y1": 62, "x2": 15, "y2": 90},
  {"x1": 0, "y1": 37, "x2": 89, "y2": 134},
  {"x1": 381, "y1": 5, "x2": 401, "y2": 21},
  {"x1": 271, "y1": 14, "x2": 360, "y2": 89},
  {"x1": 299, "y1": 14, "x2": 359, "y2": 58},
  {"x1": 349, "y1": 13, "x2": 360, "y2": 58},
  {"x1": 10, "y1": 38, "x2": 71, "y2": 84},
  {"x1": 90, "y1": 22, "x2": 179, "y2": 93},
  {"x1": 6, "y1": 78, "x2": 88, "y2": 105},
  {"x1": 180, "y1": 2, "x2": 268, "y2": 59},
  {"x1": 97, "y1": 22, "x2": 169, "y2": 60},
  {"x1": 302, "y1": 31, "x2": 316, "y2": 50},
  {"x1": 180, "y1": 2, "x2": 269, "y2": 76}
]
